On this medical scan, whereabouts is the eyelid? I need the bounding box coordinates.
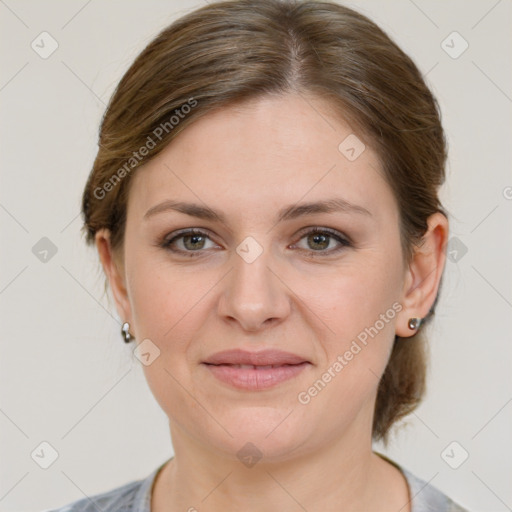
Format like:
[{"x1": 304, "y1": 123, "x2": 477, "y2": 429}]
[
  {"x1": 160, "y1": 226, "x2": 352, "y2": 256},
  {"x1": 289, "y1": 226, "x2": 352, "y2": 257},
  {"x1": 163, "y1": 227, "x2": 214, "y2": 242},
  {"x1": 293, "y1": 225, "x2": 352, "y2": 245},
  {"x1": 162, "y1": 228, "x2": 220, "y2": 248}
]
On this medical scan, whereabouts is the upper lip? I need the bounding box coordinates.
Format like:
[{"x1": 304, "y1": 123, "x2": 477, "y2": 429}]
[{"x1": 203, "y1": 349, "x2": 310, "y2": 366}]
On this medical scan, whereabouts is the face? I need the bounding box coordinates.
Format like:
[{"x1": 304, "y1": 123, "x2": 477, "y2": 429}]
[{"x1": 110, "y1": 93, "x2": 412, "y2": 462}]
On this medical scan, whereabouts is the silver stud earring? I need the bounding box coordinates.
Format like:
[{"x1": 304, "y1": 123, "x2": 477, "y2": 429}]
[
  {"x1": 408, "y1": 317, "x2": 422, "y2": 330},
  {"x1": 121, "y1": 322, "x2": 134, "y2": 343}
]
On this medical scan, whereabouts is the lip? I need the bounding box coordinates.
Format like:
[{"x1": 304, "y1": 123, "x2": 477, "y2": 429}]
[
  {"x1": 204, "y1": 363, "x2": 310, "y2": 390},
  {"x1": 202, "y1": 349, "x2": 311, "y2": 391},
  {"x1": 203, "y1": 348, "x2": 310, "y2": 366}
]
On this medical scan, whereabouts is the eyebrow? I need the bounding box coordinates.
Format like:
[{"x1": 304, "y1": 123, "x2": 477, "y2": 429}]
[{"x1": 143, "y1": 198, "x2": 372, "y2": 223}]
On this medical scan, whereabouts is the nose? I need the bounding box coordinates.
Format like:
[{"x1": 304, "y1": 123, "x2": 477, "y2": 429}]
[{"x1": 217, "y1": 246, "x2": 291, "y2": 332}]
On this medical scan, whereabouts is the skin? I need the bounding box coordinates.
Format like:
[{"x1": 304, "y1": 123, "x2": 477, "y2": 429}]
[{"x1": 96, "y1": 93, "x2": 448, "y2": 511}]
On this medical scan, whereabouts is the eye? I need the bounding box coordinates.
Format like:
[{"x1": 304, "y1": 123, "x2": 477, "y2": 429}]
[
  {"x1": 160, "y1": 227, "x2": 352, "y2": 258},
  {"x1": 291, "y1": 227, "x2": 352, "y2": 257},
  {"x1": 161, "y1": 229, "x2": 218, "y2": 255}
]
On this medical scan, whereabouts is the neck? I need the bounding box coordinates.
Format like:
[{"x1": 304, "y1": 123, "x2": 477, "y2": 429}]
[{"x1": 152, "y1": 423, "x2": 410, "y2": 512}]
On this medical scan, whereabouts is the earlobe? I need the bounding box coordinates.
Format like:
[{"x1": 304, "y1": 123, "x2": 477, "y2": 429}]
[
  {"x1": 94, "y1": 229, "x2": 132, "y2": 325},
  {"x1": 396, "y1": 212, "x2": 449, "y2": 338}
]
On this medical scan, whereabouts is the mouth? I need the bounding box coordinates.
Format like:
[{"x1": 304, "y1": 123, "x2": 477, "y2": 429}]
[
  {"x1": 203, "y1": 348, "x2": 310, "y2": 367},
  {"x1": 210, "y1": 363, "x2": 303, "y2": 370}
]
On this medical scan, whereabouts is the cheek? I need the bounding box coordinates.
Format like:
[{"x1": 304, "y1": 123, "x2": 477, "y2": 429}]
[
  {"x1": 302, "y1": 254, "x2": 402, "y2": 341},
  {"x1": 302, "y1": 257, "x2": 402, "y2": 393},
  {"x1": 128, "y1": 258, "x2": 209, "y2": 426},
  {"x1": 126, "y1": 251, "x2": 205, "y2": 342},
  {"x1": 295, "y1": 291, "x2": 399, "y2": 436}
]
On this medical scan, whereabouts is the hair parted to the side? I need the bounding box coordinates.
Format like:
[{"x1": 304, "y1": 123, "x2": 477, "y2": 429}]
[{"x1": 81, "y1": 0, "x2": 448, "y2": 444}]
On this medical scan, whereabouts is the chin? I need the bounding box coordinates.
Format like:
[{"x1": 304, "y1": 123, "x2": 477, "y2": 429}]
[{"x1": 200, "y1": 406, "x2": 313, "y2": 463}]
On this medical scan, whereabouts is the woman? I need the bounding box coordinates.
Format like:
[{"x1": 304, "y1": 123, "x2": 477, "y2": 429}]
[{"x1": 48, "y1": 0, "x2": 470, "y2": 510}]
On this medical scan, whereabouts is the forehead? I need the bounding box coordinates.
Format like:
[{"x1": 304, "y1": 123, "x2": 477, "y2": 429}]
[{"x1": 127, "y1": 93, "x2": 398, "y2": 225}]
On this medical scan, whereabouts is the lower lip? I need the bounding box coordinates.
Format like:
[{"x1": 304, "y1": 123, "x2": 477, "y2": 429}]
[{"x1": 203, "y1": 362, "x2": 310, "y2": 390}]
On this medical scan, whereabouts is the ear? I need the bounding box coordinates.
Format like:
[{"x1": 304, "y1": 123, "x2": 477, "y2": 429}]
[
  {"x1": 396, "y1": 212, "x2": 449, "y2": 337},
  {"x1": 95, "y1": 229, "x2": 132, "y2": 324}
]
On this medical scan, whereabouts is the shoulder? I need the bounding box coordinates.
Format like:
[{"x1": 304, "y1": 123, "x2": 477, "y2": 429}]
[
  {"x1": 400, "y1": 466, "x2": 471, "y2": 512},
  {"x1": 41, "y1": 466, "x2": 160, "y2": 512},
  {"x1": 375, "y1": 451, "x2": 471, "y2": 512}
]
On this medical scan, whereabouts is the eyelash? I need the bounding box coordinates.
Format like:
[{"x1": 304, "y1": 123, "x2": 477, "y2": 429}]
[{"x1": 160, "y1": 227, "x2": 352, "y2": 258}]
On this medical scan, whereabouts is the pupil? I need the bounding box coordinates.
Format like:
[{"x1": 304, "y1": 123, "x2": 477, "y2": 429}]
[
  {"x1": 185, "y1": 234, "x2": 204, "y2": 250},
  {"x1": 310, "y1": 233, "x2": 328, "y2": 250}
]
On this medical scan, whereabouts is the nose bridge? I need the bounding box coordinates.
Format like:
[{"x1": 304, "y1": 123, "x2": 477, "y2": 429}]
[{"x1": 218, "y1": 236, "x2": 290, "y2": 330}]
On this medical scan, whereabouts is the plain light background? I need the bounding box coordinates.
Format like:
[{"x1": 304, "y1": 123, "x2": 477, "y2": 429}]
[{"x1": 1, "y1": 0, "x2": 511, "y2": 511}]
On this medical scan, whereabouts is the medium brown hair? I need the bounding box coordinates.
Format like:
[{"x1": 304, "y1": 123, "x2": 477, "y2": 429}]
[{"x1": 81, "y1": 0, "x2": 448, "y2": 444}]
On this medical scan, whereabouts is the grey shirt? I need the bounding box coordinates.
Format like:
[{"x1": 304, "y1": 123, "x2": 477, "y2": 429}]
[{"x1": 44, "y1": 456, "x2": 470, "y2": 512}]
